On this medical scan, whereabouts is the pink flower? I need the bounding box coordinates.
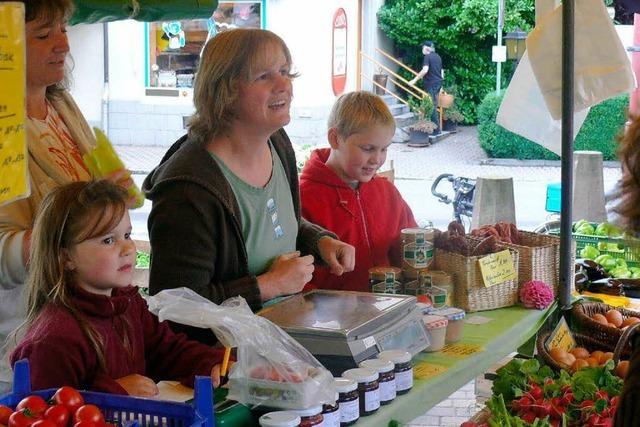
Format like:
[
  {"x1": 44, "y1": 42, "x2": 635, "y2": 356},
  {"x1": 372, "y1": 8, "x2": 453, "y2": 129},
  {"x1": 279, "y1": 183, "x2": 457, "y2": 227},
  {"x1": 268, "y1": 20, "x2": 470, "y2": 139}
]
[{"x1": 519, "y1": 280, "x2": 554, "y2": 309}]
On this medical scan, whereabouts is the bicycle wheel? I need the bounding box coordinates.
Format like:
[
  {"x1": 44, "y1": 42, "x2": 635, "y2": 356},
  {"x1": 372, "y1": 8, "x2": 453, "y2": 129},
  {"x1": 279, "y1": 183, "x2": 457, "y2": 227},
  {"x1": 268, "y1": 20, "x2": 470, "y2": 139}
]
[{"x1": 533, "y1": 219, "x2": 561, "y2": 235}]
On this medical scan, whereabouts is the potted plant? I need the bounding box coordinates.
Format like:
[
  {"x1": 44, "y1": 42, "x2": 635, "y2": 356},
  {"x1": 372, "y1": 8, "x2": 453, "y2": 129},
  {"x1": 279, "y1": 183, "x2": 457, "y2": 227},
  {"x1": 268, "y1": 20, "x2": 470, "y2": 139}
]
[
  {"x1": 407, "y1": 95, "x2": 436, "y2": 145},
  {"x1": 443, "y1": 106, "x2": 464, "y2": 132},
  {"x1": 373, "y1": 67, "x2": 388, "y2": 95}
]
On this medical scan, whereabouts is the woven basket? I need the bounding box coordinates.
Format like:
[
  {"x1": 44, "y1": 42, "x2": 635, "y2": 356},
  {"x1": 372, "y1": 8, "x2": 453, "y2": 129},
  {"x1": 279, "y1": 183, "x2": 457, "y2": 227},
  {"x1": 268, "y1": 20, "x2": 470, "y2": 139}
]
[
  {"x1": 572, "y1": 302, "x2": 640, "y2": 348},
  {"x1": 536, "y1": 330, "x2": 614, "y2": 372},
  {"x1": 502, "y1": 231, "x2": 565, "y2": 295},
  {"x1": 433, "y1": 237, "x2": 519, "y2": 312}
]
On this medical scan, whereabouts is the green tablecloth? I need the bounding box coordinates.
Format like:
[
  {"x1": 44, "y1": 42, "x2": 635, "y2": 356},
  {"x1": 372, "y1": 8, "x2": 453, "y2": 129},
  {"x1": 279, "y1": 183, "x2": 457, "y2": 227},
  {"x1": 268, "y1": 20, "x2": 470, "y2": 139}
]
[{"x1": 357, "y1": 303, "x2": 557, "y2": 426}]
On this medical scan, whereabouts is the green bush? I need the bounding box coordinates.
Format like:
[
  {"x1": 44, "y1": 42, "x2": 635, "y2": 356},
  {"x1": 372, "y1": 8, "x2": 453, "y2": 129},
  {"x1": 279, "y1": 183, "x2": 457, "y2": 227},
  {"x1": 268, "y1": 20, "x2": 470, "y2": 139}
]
[
  {"x1": 477, "y1": 91, "x2": 629, "y2": 160},
  {"x1": 378, "y1": 0, "x2": 535, "y2": 124}
]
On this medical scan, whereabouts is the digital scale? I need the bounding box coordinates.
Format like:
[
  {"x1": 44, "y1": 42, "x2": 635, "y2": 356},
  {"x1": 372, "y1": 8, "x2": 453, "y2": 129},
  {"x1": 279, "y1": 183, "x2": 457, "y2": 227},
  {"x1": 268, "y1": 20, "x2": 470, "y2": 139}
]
[{"x1": 259, "y1": 290, "x2": 430, "y2": 376}]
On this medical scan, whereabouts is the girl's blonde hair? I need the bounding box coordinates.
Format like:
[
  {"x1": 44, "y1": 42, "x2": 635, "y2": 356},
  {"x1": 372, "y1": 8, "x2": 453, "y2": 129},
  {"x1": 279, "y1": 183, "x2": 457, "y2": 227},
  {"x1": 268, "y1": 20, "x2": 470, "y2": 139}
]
[
  {"x1": 19, "y1": 0, "x2": 75, "y2": 99},
  {"x1": 328, "y1": 91, "x2": 395, "y2": 138},
  {"x1": 23, "y1": 180, "x2": 128, "y2": 370},
  {"x1": 188, "y1": 28, "x2": 298, "y2": 142},
  {"x1": 617, "y1": 115, "x2": 640, "y2": 233}
]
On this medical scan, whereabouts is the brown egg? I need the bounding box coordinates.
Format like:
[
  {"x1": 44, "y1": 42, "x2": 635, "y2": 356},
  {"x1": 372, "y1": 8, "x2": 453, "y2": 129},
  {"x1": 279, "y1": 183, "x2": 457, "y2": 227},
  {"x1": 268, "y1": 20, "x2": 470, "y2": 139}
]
[
  {"x1": 591, "y1": 351, "x2": 605, "y2": 364},
  {"x1": 622, "y1": 317, "x2": 640, "y2": 328},
  {"x1": 592, "y1": 313, "x2": 609, "y2": 325},
  {"x1": 571, "y1": 359, "x2": 589, "y2": 372},
  {"x1": 562, "y1": 353, "x2": 576, "y2": 367},
  {"x1": 606, "y1": 309, "x2": 624, "y2": 328},
  {"x1": 550, "y1": 347, "x2": 568, "y2": 363},
  {"x1": 616, "y1": 360, "x2": 630, "y2": 378},
  {"x1": 600, "y1": 352, "x2": 614, "y2": 365},
  {"x1": 585, "y1": 357, "x2": 599, "y2": 367},
  {"x1": 570, "y1": 347, "x2": 590, "y2": 359}
]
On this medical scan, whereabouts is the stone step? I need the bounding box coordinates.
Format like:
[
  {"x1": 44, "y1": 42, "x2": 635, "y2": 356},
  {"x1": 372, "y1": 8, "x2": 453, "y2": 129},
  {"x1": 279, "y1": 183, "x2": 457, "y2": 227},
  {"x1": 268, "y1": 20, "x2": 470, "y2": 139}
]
[
  {"x1": 380, "y1": 94, "x2": 397, "y2": 107},
  {"x1": 392, "y1": 126, "x2": 410, "y2": 143},
  {"x1": 388, "y1": 102, "x2": 409, "y2": 116},
  {"x1": 395, "y1": 112, "x2": 417, "y2": 128}
]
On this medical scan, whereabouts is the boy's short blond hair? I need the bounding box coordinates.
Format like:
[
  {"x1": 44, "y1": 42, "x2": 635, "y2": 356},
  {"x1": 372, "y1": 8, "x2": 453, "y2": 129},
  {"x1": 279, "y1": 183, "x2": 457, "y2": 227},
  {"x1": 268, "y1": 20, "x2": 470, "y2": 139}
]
[{"x1": 328, "y1": 91, "x2": 395, "y2": 138}]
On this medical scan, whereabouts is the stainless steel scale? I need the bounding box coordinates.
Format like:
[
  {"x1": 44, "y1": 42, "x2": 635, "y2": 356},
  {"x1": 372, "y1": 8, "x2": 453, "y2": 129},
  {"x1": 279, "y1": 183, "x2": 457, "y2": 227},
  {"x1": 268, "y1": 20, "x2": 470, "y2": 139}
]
[{"x1": 259, "y1": 290, "x2": 430, "y2": 375}]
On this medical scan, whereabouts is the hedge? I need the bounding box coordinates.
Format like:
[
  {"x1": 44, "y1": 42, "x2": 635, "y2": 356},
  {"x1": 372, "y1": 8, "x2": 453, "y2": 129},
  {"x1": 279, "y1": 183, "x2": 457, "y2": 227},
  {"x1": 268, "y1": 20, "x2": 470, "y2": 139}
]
[{"x1": 477, "y1": 91, "x2": 629, "y2": 160}]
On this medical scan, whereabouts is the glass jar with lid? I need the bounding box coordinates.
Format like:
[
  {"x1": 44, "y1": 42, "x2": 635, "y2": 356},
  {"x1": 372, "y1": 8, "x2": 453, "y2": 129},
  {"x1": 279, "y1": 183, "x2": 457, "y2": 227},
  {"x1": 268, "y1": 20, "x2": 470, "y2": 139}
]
[
  {"x1": 335, "y1": 377, "x2": 359, "y2": 425},
  {"x1": 370, "y1": 270, "x2": 403, "y2": 294},
  {"x1": 293, "y1": 406, "x2": 324, "y2": 427},
  {"x1": 342, "y1": 368, "x2": 380, "y2": 416},
  {"x1": 377, "y1": 349, "x2": 413, "y2": 394},
  {"x1": 259, "y1": 411, "x2": 302, "y2": 427},
  {"x1": 321, "y1": 393, "x2": 340, "y2": 427},
  {"x1": 359, "y1": 358, "x2": 396, "y2": 405}
]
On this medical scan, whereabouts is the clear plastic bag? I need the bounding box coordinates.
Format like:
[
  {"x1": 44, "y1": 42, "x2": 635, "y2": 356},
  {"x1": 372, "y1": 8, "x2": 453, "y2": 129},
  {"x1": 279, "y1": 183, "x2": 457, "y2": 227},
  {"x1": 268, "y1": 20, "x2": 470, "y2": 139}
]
[{"x1": 146, "y1": 288, "x2": 336, "y2": 409}]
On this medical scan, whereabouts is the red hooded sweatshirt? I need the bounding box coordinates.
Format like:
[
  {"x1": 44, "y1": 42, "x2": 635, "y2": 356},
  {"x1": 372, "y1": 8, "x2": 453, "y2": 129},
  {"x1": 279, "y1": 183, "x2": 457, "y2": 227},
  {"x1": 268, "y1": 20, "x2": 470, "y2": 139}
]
[{"x1": 300, "y1": 148, "x2": 417, "y2": 292}]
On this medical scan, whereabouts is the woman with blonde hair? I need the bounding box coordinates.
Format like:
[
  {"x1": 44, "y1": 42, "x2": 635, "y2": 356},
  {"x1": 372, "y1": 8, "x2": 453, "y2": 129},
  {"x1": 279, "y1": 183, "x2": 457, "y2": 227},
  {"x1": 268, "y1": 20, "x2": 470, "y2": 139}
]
[
  {"x1": 143, "y1": 29, "x2": 355, "y2": 343},
  {"x1": 0, "y1": 0, "x2": 132, "y2": 391}
]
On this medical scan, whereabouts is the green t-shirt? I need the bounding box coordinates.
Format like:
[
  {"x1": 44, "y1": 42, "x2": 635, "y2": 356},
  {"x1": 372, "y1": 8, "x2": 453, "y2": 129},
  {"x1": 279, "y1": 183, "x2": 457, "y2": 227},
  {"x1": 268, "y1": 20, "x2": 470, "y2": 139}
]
[{"x1": 211, "y1": 143, "x2": 298, "y2": 275}]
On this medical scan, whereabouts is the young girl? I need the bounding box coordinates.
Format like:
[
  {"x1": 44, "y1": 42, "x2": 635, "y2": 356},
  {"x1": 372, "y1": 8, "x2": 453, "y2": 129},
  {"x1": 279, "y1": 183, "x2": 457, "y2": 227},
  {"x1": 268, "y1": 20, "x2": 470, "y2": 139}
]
[{"x1": 10, "y1": 180, "x2": 225, "y2": 396}]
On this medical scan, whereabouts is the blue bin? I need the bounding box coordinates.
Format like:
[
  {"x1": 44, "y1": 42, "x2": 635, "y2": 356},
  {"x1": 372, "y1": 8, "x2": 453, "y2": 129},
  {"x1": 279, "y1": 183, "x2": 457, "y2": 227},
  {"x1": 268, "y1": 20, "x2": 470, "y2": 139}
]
[
  {"x1": 1, "y1": 360, "x2": 215, "y2": 427},
  {"x1": 545, "y1": 182, "x2": 561, "y2": 213}
]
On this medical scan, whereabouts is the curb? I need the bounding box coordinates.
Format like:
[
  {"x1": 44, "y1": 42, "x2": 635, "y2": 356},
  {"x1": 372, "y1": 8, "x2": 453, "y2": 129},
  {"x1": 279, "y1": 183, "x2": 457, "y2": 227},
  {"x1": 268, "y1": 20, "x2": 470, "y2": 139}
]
[{"x1": 479, "y1": 158, "x2": 621, "y2": 168}]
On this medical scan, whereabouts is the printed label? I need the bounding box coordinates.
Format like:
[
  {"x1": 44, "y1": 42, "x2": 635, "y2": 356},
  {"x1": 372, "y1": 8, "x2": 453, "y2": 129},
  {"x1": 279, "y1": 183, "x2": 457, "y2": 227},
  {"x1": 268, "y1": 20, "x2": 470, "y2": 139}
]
[
  {"x1": 546, "y1": 317, "x2": 576, "y2": 353},
  {"x1": 379, "y1": 379, "x2": 397, "y2": 402},
  {"x1": 478, "y1": 250, "x2": 516, "y2": 287},
  {"x1": 395, "y1": 369, "x2": 413, "y2": 391},
  {"x1": 339, "y1": 399, "x2": 359, "y2": 423},
  {"x1": 403, "y1": 242, "x2": 431, "y2": 268},
  {"x1": 441, "y1": 343, "x2": 483, "y2": 358},
  {"x1": 322, "y1": 409, "x2": 340, "y2": 427},
  {"x1": 413, "y1": 362, "x2": 448, "y2": 379},
  {"x1": 364, "y1": 388, "x2": 380, "y2": 412}
]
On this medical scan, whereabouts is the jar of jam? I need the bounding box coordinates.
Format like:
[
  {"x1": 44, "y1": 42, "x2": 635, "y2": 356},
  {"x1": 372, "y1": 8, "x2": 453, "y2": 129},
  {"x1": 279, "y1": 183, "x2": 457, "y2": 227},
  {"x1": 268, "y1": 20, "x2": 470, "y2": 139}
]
[
  {"x1": 377, "y1": 349, "x2": 413, "y2": 394},
  {"x1": 369, "y1": 266, "x2": 402, "y2": 289},
  {"x1": 342, "y1": 368, "x2": 380, "y2": 416},
  {"x1": 335, "y1": 377, "x2": 359, "y2": 426},
  {"x1": 370, "y1": 269, "x2": 403, "y2": 294},
  {"x1": 321, "y1": 393, "x2": 340, "y2": 427},
  {"x1": 359, "y1": 358, "x2": 396, "y2": 405},
  {"x1": 259, "y1": 411, "x2": 302, "y2": 427},
  {"x1": 293, "y1": 406, "x2": 323, "y2": 427}
]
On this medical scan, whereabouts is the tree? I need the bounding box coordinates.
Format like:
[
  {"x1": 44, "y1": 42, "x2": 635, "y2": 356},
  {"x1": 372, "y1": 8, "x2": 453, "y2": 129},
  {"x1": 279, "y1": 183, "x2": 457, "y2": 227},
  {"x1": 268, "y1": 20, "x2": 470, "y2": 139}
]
[{"x1": 378, "y1": 0, "x2": 535, "y2": 123}]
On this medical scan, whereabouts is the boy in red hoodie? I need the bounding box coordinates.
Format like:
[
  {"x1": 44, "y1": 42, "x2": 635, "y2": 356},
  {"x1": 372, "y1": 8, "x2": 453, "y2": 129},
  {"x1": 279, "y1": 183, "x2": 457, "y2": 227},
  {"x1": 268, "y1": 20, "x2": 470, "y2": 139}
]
[{"x1": 300, "y1": 91, "x2": 417, "y2": 292}]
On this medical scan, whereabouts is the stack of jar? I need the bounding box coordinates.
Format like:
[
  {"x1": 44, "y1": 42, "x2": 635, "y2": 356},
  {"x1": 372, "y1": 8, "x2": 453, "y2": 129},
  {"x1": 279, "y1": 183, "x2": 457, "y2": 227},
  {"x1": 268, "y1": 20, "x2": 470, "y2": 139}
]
[
  {"x1": 368, "y1": 267, "x2": 403, "y2": 294},
  {"x1": 400, "y1": 227, "x2": 436, "y2": 281},
  {"x1": 258, "y1": 396, "x2": 340, "y2": 427}
]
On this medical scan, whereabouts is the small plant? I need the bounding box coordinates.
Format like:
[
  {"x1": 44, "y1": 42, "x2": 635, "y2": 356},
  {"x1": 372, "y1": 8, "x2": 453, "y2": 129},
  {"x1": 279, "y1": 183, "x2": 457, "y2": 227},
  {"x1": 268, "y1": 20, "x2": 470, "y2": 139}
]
[
  {"x1": 444, "y1": 106, "x2": 465, "y2": 124},
  {"x1": 408, "y1": 120, "x2": 437, "y2": 134},
  {"x1": 407, "y1": 94, "x2": 436, "y2": 134}
]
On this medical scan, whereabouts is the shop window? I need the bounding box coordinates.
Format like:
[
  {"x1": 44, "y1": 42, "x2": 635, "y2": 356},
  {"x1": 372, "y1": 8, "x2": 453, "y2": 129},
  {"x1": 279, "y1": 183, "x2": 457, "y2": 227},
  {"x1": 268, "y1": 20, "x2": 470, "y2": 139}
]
[{"x1": 146, "y1": 2, "x2": 263, "y2": 91}]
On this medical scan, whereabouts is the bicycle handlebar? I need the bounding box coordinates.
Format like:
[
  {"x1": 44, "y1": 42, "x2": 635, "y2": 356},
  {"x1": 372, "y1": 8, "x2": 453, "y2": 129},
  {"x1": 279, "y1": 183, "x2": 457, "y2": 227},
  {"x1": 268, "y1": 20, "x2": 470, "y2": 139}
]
[{"x1": 431, "y1": 173, "x2": 454, "y2": 204}]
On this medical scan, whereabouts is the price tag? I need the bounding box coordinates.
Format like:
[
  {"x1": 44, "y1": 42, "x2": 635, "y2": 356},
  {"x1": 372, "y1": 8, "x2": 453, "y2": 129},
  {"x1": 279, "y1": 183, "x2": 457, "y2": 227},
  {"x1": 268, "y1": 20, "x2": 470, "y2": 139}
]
[
  {"x1": 413, "y1": 362, "x2": 447, "y2": 379},
  {"x1": 0, "y1": 3, "x2": 29, "y2": 206},
  {"x1": 545, "y1": 317, "x2": 576, "y2": 352},
  {"x1": 478, "y1": 250, "x2": 516, "y2": 287},
  {"x1": 441, "y1": 343, "x2": 484, "y2": 358}
]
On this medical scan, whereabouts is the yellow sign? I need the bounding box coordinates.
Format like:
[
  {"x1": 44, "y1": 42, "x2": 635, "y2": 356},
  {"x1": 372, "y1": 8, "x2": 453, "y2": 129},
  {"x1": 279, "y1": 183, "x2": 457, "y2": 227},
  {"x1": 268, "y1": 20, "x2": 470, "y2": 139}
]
[
  {"x1": 546, "y1": 317, "x2": 576, "y2": 352},
  {"x1": 0, "y1": 3, "x2": 28, "y2": 206},
  {"x1": 478, "y1": 250, "x2": 517, "y2": 287},
  {"x1": 441, "y1": 343, "x2": 484, "y2": 358},
  {"x1": 413, "y1": 362, "x2": 447, "y2": 379}
]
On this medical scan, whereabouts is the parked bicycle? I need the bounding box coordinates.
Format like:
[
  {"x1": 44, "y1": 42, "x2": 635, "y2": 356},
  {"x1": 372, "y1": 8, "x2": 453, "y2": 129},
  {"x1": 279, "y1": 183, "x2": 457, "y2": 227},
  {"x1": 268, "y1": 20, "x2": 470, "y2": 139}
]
[{"x1": 431, "y1": 173, "x2": 476, "y2": 231}]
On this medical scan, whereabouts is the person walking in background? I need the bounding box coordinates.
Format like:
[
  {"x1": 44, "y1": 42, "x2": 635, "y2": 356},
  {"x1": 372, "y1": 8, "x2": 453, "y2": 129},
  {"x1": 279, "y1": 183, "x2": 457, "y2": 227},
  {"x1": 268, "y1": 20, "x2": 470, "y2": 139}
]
[{"x1": 409, "y1": 41, "x2": 444, "y2": 135}]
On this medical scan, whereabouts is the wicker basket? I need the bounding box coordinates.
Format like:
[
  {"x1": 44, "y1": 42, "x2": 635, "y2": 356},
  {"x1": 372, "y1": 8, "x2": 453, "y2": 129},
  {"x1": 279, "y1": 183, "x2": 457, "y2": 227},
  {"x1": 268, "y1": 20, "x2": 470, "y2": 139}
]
[
  {"x1": 503, "y1": 231, "x2": 559, "y2": 289},
  {"x1": 536, "y1": 330, "x2": 614, "y2": 372},
  {"x1": 572, "y1": 302, "x2": 640, "y2": 348},
  {"x1": 433, "y1": 237, "x2": 519, "y2": 312}
]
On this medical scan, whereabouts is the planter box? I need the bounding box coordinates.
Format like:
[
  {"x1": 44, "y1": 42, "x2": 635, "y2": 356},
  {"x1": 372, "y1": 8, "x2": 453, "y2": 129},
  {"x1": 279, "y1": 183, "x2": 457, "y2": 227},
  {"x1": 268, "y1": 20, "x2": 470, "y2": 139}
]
[{"x1": 408, "y1": 129, "x2": 430, "y2": 145}]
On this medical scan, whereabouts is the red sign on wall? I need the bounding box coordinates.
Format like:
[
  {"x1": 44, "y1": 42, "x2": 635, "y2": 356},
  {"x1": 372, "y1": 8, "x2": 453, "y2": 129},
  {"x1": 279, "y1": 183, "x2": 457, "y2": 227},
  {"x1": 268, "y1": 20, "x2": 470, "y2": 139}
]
[{"x1": 331, "y1": 8, "x2": 347, "y2": 96}]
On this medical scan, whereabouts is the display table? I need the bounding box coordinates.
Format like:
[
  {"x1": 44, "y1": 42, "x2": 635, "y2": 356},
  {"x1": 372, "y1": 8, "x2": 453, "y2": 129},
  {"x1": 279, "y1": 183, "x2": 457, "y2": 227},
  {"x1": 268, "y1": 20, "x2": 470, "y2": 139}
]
[{"x1": 357, "y1": 304, "x2": 556, "y2": 426}]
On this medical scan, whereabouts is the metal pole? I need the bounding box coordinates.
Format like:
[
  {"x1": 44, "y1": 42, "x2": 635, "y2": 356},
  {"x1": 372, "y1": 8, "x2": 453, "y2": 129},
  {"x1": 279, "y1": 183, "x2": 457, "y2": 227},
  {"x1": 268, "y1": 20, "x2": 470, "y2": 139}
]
[
  {"x1": 559, "y1": 0, "x2": 574, "y2": 311},
  {"x1": 496, "y1": 0, "x2": 505, "y2": 92}
]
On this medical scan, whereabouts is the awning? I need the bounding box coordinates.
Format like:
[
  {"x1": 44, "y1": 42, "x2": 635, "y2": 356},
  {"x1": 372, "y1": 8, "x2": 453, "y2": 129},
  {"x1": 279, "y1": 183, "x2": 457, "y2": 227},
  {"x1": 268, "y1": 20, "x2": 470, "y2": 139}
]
[{"x1": 70, "y1": 0, "x2": 218, "y2": 24}]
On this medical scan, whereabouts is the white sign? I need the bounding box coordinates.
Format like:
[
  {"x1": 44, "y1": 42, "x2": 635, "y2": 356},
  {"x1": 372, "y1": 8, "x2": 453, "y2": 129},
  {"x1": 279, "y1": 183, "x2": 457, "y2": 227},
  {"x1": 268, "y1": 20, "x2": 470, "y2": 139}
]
[{"x1": 492, "y1": 45, "x2": 507, "y2": 63}]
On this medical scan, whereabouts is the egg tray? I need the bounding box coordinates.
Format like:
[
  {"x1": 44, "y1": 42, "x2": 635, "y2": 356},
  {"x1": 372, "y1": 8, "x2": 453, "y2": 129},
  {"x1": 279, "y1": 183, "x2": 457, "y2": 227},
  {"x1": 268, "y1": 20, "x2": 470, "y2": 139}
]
[
  {"x1": 571, "y1": 302, "x2": 640, "y2": 349},
  {"x1": 536, "y1": 331, "x2": 615, "y2": 372}
]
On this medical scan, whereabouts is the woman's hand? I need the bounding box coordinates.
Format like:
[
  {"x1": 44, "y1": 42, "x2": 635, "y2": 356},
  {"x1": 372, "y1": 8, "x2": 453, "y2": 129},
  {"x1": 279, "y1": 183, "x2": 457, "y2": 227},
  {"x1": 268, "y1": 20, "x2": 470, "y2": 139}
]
[
  {"x1": 211, "y1": 364, "x2": 221, "y2": 388},
  {"x1": 257, "y1": 251, "x2": 314, "y2": 301},
  {"x1": 317, "y1": 236, "x2": 355, "y2": 276},
  {"x1": 114, "y1": 374, "x2": 159, "y2": 397}
]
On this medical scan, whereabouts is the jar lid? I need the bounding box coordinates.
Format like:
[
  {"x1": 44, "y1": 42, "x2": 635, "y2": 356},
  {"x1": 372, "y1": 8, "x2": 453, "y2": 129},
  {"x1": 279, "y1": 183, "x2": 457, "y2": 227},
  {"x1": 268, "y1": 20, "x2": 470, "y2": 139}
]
[
  {"x1": 426, "y1": 306, "x2": 466, "y2": 320},
  {"x1": 422, "y1": 314, "x2": 448, "y2": 329},
  {"x1": 377, "y1": 349, "x2": 412, "y2": 364},
  {"x1": 359, "y1": 358, "x2": 394, "y2": 373},
  {"x1": 369, "y1": 266, "x2": 402, "y2": 276},
  {"x1": 342, "y1": 367, "x2": 379, "y2": 383},
  {"x1": 334, "y1": 377, "x2": 357, "y2": 393},
  {"x1": 259, "y1": 411, "x2": 302, "y2": 427},
  {"x1": 293, "y1": 405, "x2": 323, "y2": 417}
]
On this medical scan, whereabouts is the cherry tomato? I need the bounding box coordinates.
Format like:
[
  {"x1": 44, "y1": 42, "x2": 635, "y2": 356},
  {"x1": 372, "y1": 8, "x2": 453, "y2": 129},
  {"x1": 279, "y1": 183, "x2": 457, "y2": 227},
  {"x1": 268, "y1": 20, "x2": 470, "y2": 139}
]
[
  {"x1": 44, "y1": 405, "x2": 69, "y2": 427},
  {"x1": 16, "y1": 396, "x2": 48, "y2": 417},
  {"x1": 8, "y1": 411, "x2": 37, "y2": 427},
  {"x1": 31, "y1": 420, "x2": 57, "y2": 427},
  {"x1": 53, "y1": 387, "x2": 84, "y2": 414},
  {"x1": 73, "y1": 405, "x2": 104, "y2": 426},
  {"x1": 0, "y1": 405, "x2": 13, "y2": 425}
]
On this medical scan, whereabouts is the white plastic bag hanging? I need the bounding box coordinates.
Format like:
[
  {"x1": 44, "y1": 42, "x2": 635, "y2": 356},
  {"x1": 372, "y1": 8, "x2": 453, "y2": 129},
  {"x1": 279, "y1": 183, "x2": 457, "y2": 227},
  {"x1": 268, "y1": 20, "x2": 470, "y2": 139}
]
[
  {"x1": 146, "y1": 288, "x2": 336, "y2": 410},
  {"x1": 496, "y1": 51, "x2": 589, "y2": 156},
  {"x1": 526, "y1": 0, "x2": 634, "y2": 120}
]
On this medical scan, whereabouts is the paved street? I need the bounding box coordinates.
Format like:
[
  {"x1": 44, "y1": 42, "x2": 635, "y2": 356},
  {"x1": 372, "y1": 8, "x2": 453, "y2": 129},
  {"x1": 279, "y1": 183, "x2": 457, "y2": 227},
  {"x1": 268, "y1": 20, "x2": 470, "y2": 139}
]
[{"x1": 123, "y1": 125, "x2": 622, "y2": 240}]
